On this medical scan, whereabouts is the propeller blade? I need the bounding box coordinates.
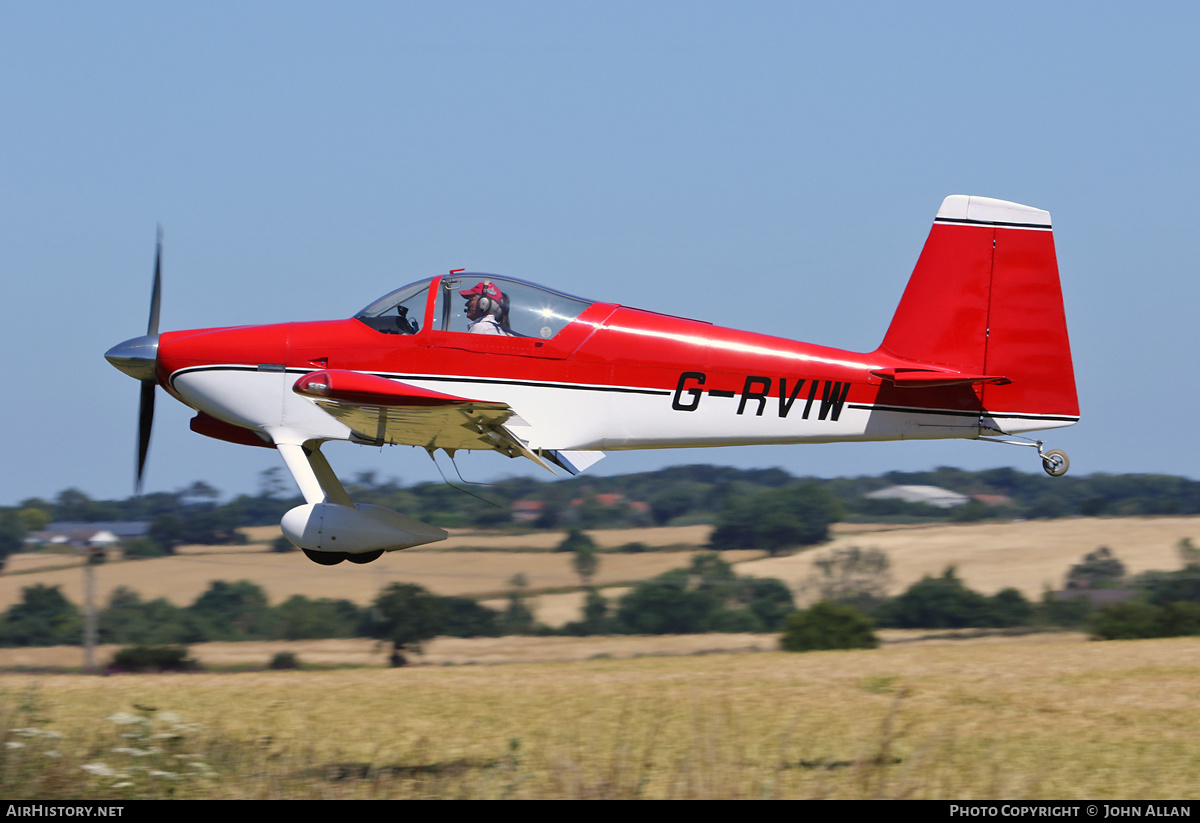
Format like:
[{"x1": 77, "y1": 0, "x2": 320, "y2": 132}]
[
  {"x1": 135, "y1": 226, "x2": 162, "y2": 493},
  {"x1": 147, "y1": 226, "x2": 162, "y2": 337},
  {"x1": 136, "y1": 380, "x2": 156, "y2": 493}
]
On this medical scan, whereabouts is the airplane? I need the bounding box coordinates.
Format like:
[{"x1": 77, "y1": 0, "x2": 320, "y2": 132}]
[{"x1": 106, "y1": 194, "x2": 1079, "y2": 566}]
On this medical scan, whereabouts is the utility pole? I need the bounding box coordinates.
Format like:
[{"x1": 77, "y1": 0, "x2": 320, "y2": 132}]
[{"x1": 83, "y1": 546, "x2": 103, "y2": 673}]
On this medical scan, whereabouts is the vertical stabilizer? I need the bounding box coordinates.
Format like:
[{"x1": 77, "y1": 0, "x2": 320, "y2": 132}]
[{"x1": 878, "y1": 195, "x2": 1079, "y2": 421}]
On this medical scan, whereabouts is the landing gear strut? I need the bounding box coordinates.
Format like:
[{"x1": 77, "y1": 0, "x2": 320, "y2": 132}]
[{"x1": 979, "y1": 433, "x2": 1071, "y2": 477}]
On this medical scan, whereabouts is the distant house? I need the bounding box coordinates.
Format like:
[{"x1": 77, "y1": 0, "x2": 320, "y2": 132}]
[
  {"x1": 971, "y1": 493, "x2": 1014, "y2": 508},
  {"x1": 28, "y1": 521, "x2": 149, "y2": 549},
  {"x1": 864, "y1": 485, "x2": 970, "y2": 509},
  {"x1": 511, "y1": 501, "x2": 544, "y2": 522}
]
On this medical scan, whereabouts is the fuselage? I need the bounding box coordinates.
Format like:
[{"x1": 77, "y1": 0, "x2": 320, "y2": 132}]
[{"x1": 156, "y1": 273, "x2": 1076, "y2": 458}]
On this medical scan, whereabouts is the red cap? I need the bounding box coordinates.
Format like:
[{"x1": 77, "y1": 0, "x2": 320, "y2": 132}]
[{"x1": 459, "y1": 281, "x2": 504, "y2": 300}]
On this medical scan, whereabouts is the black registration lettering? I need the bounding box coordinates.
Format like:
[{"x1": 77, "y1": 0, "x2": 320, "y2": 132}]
[
  {"x1": 778, "y1": 378, "x2": 807, "y2": 418},
  {"x1": 672, "y1": 371, "x2": 706, "y2": 411},
  {"x1": 818, "y1": 381, "x2": 851, "y2": 421},
  {"x1": 737, "y1": 376, "x2": 771, "y2": 416}
]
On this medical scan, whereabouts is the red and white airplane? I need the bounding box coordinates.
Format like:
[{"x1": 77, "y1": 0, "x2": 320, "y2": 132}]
[{"x1": 106, "y1": 195, "x2": 1078, "y2": 565}]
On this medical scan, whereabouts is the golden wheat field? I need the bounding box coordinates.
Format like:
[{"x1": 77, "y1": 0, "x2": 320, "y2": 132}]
[
  {"x1": 2, "y1": 635, "x2": 1199, "y2": 800},
  {"x1": 2, "y1": 516, "x2": 1198, "y2": 798},
  {"x1": 742, "y1": 515, "x2": 1200, "y2": 604},
  {"x1": 4, "y1": 517, "x2": 1197, "y2": 619}
]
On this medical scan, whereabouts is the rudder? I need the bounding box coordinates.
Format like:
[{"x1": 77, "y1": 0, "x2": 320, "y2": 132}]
[{"x1": 878, "y1": 195, "x2": 1079, "y2": 425}]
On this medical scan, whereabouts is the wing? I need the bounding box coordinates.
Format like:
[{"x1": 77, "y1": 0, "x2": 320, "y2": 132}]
[{"x1": 293, "y1": 369, "x2": 602, "y2": 474}]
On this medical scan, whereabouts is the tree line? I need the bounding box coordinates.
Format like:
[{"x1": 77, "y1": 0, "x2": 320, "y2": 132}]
[
  {"x1": 786, "y1": 538, "x2": 1200, "y2": 647},
  {"x1": 6, "y1": 463, "x2": 1200, "y2": 562},
  {"x1": 5, "y1": 538, "x2": 1198, "y2": 660}
]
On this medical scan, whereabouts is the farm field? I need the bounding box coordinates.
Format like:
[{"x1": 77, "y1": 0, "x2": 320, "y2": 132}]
[
  {"x1": 2, "y1": 634, "x2": 1198, "y2": 799},
  {"x1": 0, "y1": 542, "x2": 760, "y2": 613},
  {"x1": 741, "y1": 515, "x2": 1200, "y2": 604},
  {"x1": 3, "y1": 516, "x2": 1196, "y2": 622}
]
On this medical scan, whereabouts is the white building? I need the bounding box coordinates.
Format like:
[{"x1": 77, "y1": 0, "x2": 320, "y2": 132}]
[{"x1": 864, "y1": 485, "x2": 970, "y2": 509}]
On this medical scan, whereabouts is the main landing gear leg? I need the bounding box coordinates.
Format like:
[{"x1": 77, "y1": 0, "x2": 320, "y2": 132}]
[
  {"x1": 978, "y1": 434, "x2": 1071, "y2": 477},
  {"x1": 273, "y1": 438, "x2": 385, "y2": 564}
]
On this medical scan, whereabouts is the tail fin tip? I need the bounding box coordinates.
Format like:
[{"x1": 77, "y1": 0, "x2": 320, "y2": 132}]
[{"x1": 935, "y1": 195, "x2": 1051, "y2": 228}]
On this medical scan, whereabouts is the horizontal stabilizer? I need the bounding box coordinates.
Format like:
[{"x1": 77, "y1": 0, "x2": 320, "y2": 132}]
[{"x1": 870, "y1": 368, "x2": 1011, "y2": 389}]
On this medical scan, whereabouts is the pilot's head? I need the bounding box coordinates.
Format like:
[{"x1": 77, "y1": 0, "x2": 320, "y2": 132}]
[{"x1": 460, "y1": 281, "x2": 504, "y2": 320}]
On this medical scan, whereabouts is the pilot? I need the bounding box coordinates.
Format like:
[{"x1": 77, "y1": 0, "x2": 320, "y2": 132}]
[{"x1": 460, "y1": 281, "x2": 513, "y2": 335}]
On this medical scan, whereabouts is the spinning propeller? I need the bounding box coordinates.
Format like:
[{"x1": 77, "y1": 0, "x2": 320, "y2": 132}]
[{"x1": 104, "y1": 229, "x2": 163, "y2": 492}]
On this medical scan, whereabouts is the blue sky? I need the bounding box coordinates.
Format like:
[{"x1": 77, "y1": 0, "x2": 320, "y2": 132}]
[{"x1": 2, "y1": 2, "x2": 1196, "y2": 506}]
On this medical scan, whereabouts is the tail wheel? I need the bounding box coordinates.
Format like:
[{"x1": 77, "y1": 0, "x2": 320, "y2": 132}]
[
  {"x1": 303, "y1": 549, "x2": 347, "y2": 565},
  {"x1": 346, "y1": 550, "x2": 384, "y2": 565},
  {"x1": 1042, "y1": 449, "x2": 1070, "y2": 477}
]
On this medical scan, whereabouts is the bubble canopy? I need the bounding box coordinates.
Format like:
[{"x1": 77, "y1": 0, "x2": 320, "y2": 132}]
[{"x1": 355, "y1": 273, "x2": 595, "y2": 339}]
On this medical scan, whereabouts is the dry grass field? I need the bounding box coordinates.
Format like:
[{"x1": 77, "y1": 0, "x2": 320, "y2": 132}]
[
  {"x1": 2, "y1": 634, "x2": 1198, "y2": 799},
  {"x1": 742, "y1": 515, "x2": 1200, "y2": 604},
  {"x1": 3, "y1": 516, "x2": 1198, "y2": 799},
  {"x1": 0, "y1": 544, "x2": 760, "y2": 613},
  {"x1": 4, "y1": 517, "x2": 1196, "y2": 624}
]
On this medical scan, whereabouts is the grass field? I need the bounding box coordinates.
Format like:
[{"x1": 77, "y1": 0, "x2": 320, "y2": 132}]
[
  {"x1": 743, "y1": 515, "x2": 1200, "y2": 604},
  {"x1": 3, "y1": 516, "x2": 1199, "y2": 799},
  {"x1": 2, "y1": 634, "x2": 1198, "y2": 799},
  {"x1": 4, "y1": 517, "x2": 1197, "y2": 625}
]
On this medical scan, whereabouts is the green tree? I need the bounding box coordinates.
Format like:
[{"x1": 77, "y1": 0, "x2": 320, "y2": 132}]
[
  {"x1": 17, "y1": 507, "x2": 51, "y2": 533},
  {"x1": 1127, "y1": 538, "x2": 1200, "y2": 609},
  {"x1": 121, "y1": 536, "x2": 169, "y2": 559},
  {"x1": 874, "y1": 567, "x2": 994, "y2": 629},
  {"x1": 0, "y1": 510, "x2": 28, "y2": 571},
  {"x1": 53, "y1": 488, "x2": 118, "y2": 522},
  {"x1": 649, "y1": 487, "x2": 697, "y2": 526},
  {"x1": 272, "y1": 595, "x2": 362, "y2": 640},
  {"x1": 1088, "y1": 602, "x2": 1200, "y2": 640},
  {"x1": 556, "y1": 529, "x2": 595, "y2": 553},
  {"x1": 109, "y1": 645, "x2": 198, "y2": 673},
  {"x1": 99, "y1": 586, "x2": 195, "y2": 644},
  {"x1": 614, "y1": 576, "x2": 720, "y2": 634},
  {"x1": 709, "y1": 483, "x2": 842, "y2": 556},
  {"x1": 805, "y1": 546, "x2": 893, "y2": 614},
  {"x1": 0, "y1": 585, "x2": 82, "y2": 646},
  {"x1": 740, "y1": 577, "x2": 796, "y2": 631},
  {"x1": 501, "y1": 574, "x2": 537, "y2": 635},
  {"x1": 1037, "y1": 589, "x2": 1093, "y2": 628},
  {"x1": 439, "y1": 597, "x2": 502, "y2": 637},
  {"x1": 148, "y1": 514, "x2": 185, "y2": 554},
  {"x1": 362, "y1": 583, "x2": 448, "y2": 664},
  {"x1": 558, "y1": 530, "x2": 600, "y2": 586},
  {"x1": 563, "y1": 588, "x2": 614, "y2": 636},
  {"x1": 189, "y1": 580, "x2": 272, "y2": 640},
  {"x1": 613, "y1": 553, "x2": 793, "y2": 634},
  {"x1": 1065, "y1": 547, "x2": 1126, "y2": 590},
  {"x1": 1179, "y1": 537, "x2": 1200, "y2": 567},
  {"x1": 781, "y1": 601, "x2": 878, "y2": 652},
  {"x1": 988, "y1": 587, "x2": 1034, "y2": 627}
]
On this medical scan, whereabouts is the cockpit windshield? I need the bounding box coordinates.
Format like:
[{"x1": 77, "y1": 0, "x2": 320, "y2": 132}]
[
  {"x1": 355, "y1": 279, "x2": 430, "y2": 335},
  {"x1": 355, "y1": 274, "x2": 595, "y2": 339}
]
